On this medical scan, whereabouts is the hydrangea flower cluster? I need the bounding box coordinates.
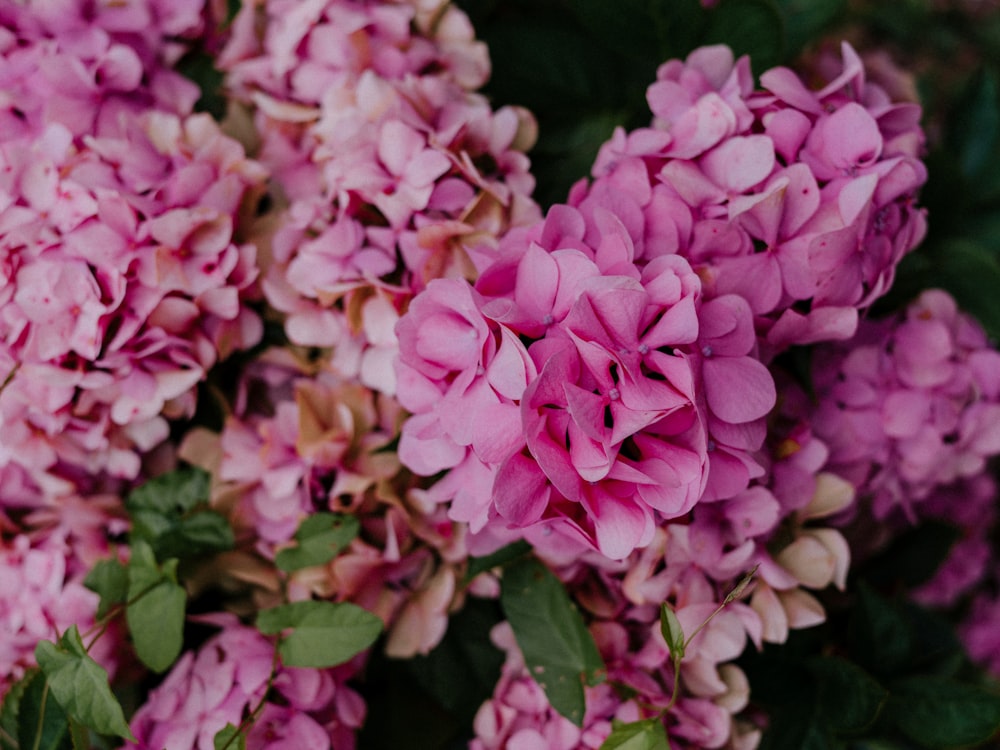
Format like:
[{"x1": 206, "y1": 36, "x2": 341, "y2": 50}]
[
  {"x1": 575, "y1": 42, "x2": 927, "y2": 354},
  {"x1": 179, "y1": 349, "x2": 465, "y2": 659},
  {"x1": 810, "y1": 289, "x2": 1000, "y2": 521},
  {"x1": 217, "y1": 0, "x2": 540, "y2": 395},
  {"x1": 0, "y1": 532, "x2": 121, "y2": 697},
  {"x1": 0, "y1": 0, "x2": 203, "y2": 144},
  {"x1": 126, "y1": 619, "x2": 365, "y2": 750},
  {"x1": 0, "y1": 110, "x2": 265, "y2": 495}
]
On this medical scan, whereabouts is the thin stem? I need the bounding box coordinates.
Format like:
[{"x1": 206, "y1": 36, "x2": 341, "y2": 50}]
[
  {"x1": 215, "y1": 640, "x2": 281, "y2": 750},
  {"x1": 30, "y1": 682, "x2": 50, "y2": 750}
]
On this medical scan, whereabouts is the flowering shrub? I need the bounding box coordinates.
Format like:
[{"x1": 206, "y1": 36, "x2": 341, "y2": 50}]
[{"x1": 2, "y1": 2, "x2": 1000, "y2": 750}]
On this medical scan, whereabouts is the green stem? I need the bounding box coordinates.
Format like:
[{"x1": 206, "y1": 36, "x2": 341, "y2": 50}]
[
  {"x1": 215, "y1": 641, "x2": 281, "y2": 750},
  {"x1": 30, "y1": 682, "x2": 50, "y2": 750}
]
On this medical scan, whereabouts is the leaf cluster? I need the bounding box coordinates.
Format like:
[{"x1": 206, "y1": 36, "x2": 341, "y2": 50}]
[{"x1": 740, "y1": 583, "x2": 1000, "y2": 750}]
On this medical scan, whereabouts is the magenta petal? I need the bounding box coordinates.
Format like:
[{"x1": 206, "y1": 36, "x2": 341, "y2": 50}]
[
  {"x1": 494, "y1": 453, "x2": 551, "y2": 525},
  {"x1": 585, "y1": 489, "x2": 653, "y2": 560},
  {"x1": 700, "y1": 135, "x2": 775, "y2": 193},
  {"x1": 703, "y1": 356, "x2": 776, "y2": 423}
]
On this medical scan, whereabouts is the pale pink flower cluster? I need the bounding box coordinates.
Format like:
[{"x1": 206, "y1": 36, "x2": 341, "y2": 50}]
[
  {"x1": 0, "y1": 0, "x2": 203, "y2": 145},
  {"x1": 0, "y1": 533, "x2": 119, "y2": 697},
  {"x1": 577, "y1": 42, "x2": 926, "y2": 354},
  {"x1": 217, "y1": 0, "x2": 540, "y2": 395},
  {"x1": 471, "y1": 554, "x2": 762, "y2": 750},
  {"x1": 810, "y1": 289, "x2": 1000, "y2": 521},
  {"x1": 126, "y1": 620, "x2": 365, "y2": 750},
  {"x1": 0, "y1": 109, "x2": 265, "y2": 493},
  {"x1": 180, "y1": 350, "x2": 464, "y2": 659}
]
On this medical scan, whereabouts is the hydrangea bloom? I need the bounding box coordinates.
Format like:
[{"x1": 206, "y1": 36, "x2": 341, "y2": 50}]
[
  {"x1": 0, "y1": 0, "x2": 203, "y2": 145},
  {"x1": 126, "y1": 620, "x2": 365, "y2": 750},
  {"x1": 810, "y1": 289, "x2": 1000, "y2": 520},
  {"x1": 396, "y1": 213, "x2": 776, "y2": 559},
  {"x1": 0, "y1": 110, "x2": 264, "y2": 492},
  {"x1": 573, "y1": 41, "x2": 926, "y2": 354},
  {"x1": 179, "y1": 350, "x2": 463, "y2": 657},
  {"x1": 0, "y1": 534, "x2": 120, "y2": 697},
  {"x1": 218, "y1": 0, "x2": 540, "y2": 395}
]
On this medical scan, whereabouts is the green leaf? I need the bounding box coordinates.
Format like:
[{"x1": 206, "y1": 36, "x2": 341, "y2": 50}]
[
  {"x1": 951, "y1": 69, "x2": 1000, "y2": 181},
  {"x1": 2, "y1": 670, "x2": 35, "y2": 750},
  {"x1": 15, "y1": 670, "x2": 71, "y2": 750},
  {"x1": 775, "y1": 0, "x2": 846, "y2": 56},
  {"x1": 126, "y1": 542, "x2": 186, "y2": 673},
  {"x1": 128, "y1": 466, "x2": 211, "y2": 514},
  {"x1": 859, "y1": 521, "x2": 961, "y2": 590},
  {"x1": 34, "y1": 627, "x2": 134, "y2": 741},
  {"x1": 127, "y1": 466, "x2": 233, "y2": 561},
  {"x1": 214, "y1": 723, "x2": 247, "y2": 750},
  {"x1": 565, "y1": 0, "x2": 662, "y2": 63},
  {"x1": 256, "y1": 601, "x2": 382, "y2": 668},
  {"x1": 499, "y1": 558, "x2": 605, "y2": 727},
  {"x1": 649, "y1": 0, "x2": 710, "y2": 59},
  {"x1": 705, "y1": 0, "x2": 785, "y2": 71},
  {"x1": 921, "y1": 239, "x2": 1000, "y2": 341},
  {"x1": 599, "y1": 718, "x2": 670, "y2": 750},
  {"x1": 807, "y1": 656, "x2": 887, "y2": 734},
  {"x1": 274, "y1": 513, "x2": 360, "y2": 572},
  {"x1": 403, "y1": 597, "x2": 505, "y2": 727},
  {"x1": 68, "y1": 720, "x2": 89, "y2": 750},
  {"x1": 464, "y1": 540, "x2": 532, "y2": 582},
  {"x1": 848, "y1": 584, "x2": 912, "y2": 679},
  {"x1": 83, "y1": 559, "x2": 129, "y2": 619},
  {"x1": 887, "y1": 677, "x2": 1000, "y2": 748},
  {"x1": 659, "y1": 603, "x2": 685, "y2": 661}
]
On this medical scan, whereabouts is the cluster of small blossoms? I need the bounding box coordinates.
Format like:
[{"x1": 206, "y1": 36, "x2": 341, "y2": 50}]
[
  {"x1": 573, "y1": 41, "x2": 926, "y2": 354},
  {"x1": 0, "y1": 0, "x2": 204, "y2": 145},
  {"x1": 396, "y1": 220, "x2": 776, "y2": 559},
  {"x1": 0, "y1": 530, "x2": 122, "y2": 698},
  {"x1": 179, "y1": 348, "x2": 466, "y2": 660},
  {"x1": 810, "y1": 289, "x2": 1000, "y2": 521},
  {"x1": 471, "y1": 540, "x2": 762, "y2": 750},
  {"x1": 0, "y1": 107, "x2": 265, "y2": 493},
  {"x1": 126, "y1": 619, "x2": 366, "y2": 750},
  {"x1": 217, "y1": 0, "x2": 540, "y2": 395}
]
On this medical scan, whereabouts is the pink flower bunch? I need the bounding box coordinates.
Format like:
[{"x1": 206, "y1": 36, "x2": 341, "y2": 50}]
[
  {"x1": 573, "y1": 41, "x2": 926, "y2": 354},
  {"x1": 217, "y1": 0, "x2": 540, "y2": 392},
  {"x1": 396, "y1": 173, "x2": 776, "y2": 560},
  {"x1": 472, "y1": 551, "x2": 762, "y2": 750},
  {"x1": 810, "y1": 289, "x2": 1000, "y2": 521},
  {"x1": 180, "y1": 350, "x2": 464, "y2": 657},
  {"x1": 0, "y1": 110, "x2": 265, "y2": 492},
  {"x1": 911, "y1": 475, "x2": 997, "y2": 608},
  {"x1": 961, "y1": 578, "x2": 1000, "y2": 677},
  {"x1": 0, "y1": 533, "x2": 120, "y2": 697},
  {"x1": 0, "y1": 0, "x2": 204, "y2": 145},
  {"x1": 126, "y1": 620, "x2": 365, "y2": 750}
]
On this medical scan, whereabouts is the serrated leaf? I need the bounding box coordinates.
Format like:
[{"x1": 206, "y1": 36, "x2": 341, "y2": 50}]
[
  {"x1": 34, "y1": 628, "x2": 134, "y2": 741},
  {"x1": 500, "y1": 558, "x2": 605, "y2": 727},
  {"x1": 83, "y1": 559, "x2": 129, "y2": 619},
  {"x1": 600, "y1": 718, "x2": 670, "y2": 750},
  {"x1": 807, "y1": 656, "x2": 887, "y2": 734},
  {"x1": 127, "y1": 466, "x2": 211, "y2": 514},
  {"x1": 16, "y1": 670, "x2": 71, "y2": 750},
  {"x1": 888, "y1": 677, "x2": 1000, "y2": 748},
  {"x1": 464, "y1": 540, "x2": 532, "y2": 582},
  {"x1": 275, "y1": 513, "x2": 359, "y2": 572},
  {"x1": 126, "y1": 543, "x2": 186, "y2": 673},
  {"x1": 127, "y1": 466, "x2": 233, "y2": 561},
  {"x1": 659, "y1": 603, "x2": 685, "y2": 661},
  {"x1": 257, "y1": 601, "x2": 382, "y2": 668},
  {"x1": 214, "y1": 723, "x2": 247, "y2": 750}
]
